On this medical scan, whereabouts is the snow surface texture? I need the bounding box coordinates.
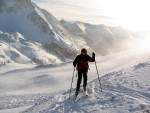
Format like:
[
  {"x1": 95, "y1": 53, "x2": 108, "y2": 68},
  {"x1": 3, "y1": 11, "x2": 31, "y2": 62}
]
[
  {"x1": 0, "y1": 0, "x2": 150, "y2": 112},
  {"x1": 0, "y1": 49, "x2": 150, "y2": 113}
]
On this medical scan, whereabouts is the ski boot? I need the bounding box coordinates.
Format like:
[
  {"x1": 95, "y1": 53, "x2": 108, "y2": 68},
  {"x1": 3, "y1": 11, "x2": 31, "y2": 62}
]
[
  {"x1": 84, "y1": 90, "x2": 89, "y2": 96},
  {"x1": 74, "y1": 90, "x2": 79, "y2": 99}
]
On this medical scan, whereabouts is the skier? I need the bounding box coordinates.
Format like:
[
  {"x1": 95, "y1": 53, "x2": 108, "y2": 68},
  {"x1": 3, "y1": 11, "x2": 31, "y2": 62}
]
[{"x1": 73, "y1": 48, "x2": 95, "y2": 97}]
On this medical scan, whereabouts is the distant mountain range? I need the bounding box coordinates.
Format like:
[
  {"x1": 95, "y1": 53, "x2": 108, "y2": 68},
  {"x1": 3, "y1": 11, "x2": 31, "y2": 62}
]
[
  {"x1": 60, "y1": 19, "x2": 136, "y2": 55},
  {"x1": 0, "y1": 0, "x2": 139, "y2": 65}
]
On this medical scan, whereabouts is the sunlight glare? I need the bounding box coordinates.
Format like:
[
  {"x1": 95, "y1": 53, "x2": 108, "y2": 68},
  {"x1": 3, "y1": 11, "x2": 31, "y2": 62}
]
[
  {"x1": 142, "y1": 38, "x2": 150, "y2": 49},
  {"x1": 137, "y1": 36, "x2": 150, "y2": 52},
  {"x1": 93, "y1": 0, "x2": 150, "y2": 31}
]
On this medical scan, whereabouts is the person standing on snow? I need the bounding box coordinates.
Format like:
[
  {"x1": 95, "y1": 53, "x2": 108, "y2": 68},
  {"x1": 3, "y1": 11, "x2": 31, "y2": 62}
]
[{"x1": 73, "y1": 48, "x2": 95, "y2": 96}]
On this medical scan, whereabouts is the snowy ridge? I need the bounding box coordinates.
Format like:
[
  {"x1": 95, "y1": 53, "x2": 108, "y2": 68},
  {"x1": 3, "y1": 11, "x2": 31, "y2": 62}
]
[
  {"x1": 0, "y1": 0, "x2": 89, "y2": 63},
  {"x1": 0, "y1": 0, "x2": 142, "y2": 61},
  {"x1": 22, "y1": 58, "x2": 150, "y2": 113},
  {"x1": 60, "y1": 20, "x2": 136, "y2": 55},
  {"x1": 23, "y1": 59, "x2": 150, "y2": 113},
  {"x1": 0, "y1": 31, "x2": 62, "y2": 64},
  {"x1": 0, "y1": 0, "x2": 150, "y2": 112},
  {"x1": 0, "y1": 0, "x2": 144, "y2": 62},
  {"x1": 0, "y1": 51, "x2": 149, "y2": 113},
  {"x1": 0, "y1": 30, "x2": 88, "y2": 65}
]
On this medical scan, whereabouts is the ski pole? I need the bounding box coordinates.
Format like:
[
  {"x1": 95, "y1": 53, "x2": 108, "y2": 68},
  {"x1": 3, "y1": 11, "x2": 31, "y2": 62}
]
[
  {"x1": 69, "y1": 67, "x2": 75, "y2": 99},
  {"x1": 95, "y1": 60, "x2": 102, "y2": 92}
]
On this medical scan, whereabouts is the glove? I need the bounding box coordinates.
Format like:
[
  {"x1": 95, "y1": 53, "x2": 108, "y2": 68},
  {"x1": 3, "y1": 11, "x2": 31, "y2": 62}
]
[
  {"x1": 92, "y1": 52, "x2": 95, "y2": 56},
  {"x1": 73, "y1": 63, "x2": 76, "y2": 67}
]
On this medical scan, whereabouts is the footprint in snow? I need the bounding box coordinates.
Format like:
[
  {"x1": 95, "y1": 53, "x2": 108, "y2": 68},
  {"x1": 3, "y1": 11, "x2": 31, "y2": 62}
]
[
  {"x1": 143, "y1": 110, "x2": 150, "y2": 113},
  {"x1": 134, "y1": 63, "x2": 149, "y2": 71},
  {"x1": 145, "y1": 85, "x2": 149, "y2": 86}
]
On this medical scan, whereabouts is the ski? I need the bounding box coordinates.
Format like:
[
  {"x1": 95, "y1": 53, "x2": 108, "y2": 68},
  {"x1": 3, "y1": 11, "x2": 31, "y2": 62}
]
[
  {"x1": 74, "y1": 91, "x2": 90, "y2": 102},
  {"x1": 69, "y1": 89, "x2": 93, "y2": 102},
  {"x1": 69, "y1": 91, "x2": 82, "y2": 102},
  {"x1": 143, "y1": 110, "x2": 150, "y2": 113},
  {"x1": 74, "y1": 96, "x2": 80, "y2": 102}
]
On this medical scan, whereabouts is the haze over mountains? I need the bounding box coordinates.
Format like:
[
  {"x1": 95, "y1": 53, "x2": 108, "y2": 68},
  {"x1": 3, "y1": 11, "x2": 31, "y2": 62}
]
[
  {"x1": 60, "y1": 20, "x2": 136, "y2": 54},
  {"x1": 0, "y1": 0, "x2": 140, "y2": 65},
  {"x1": 0, "y1": 1, "x2": 150, "y2": 113}
]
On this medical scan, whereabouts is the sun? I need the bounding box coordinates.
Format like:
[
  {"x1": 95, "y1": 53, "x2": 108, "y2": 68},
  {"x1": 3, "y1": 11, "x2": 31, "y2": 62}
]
[
  {"x1": 135, "y1": 34, "x2": 150, "y2": 52},
  {"x1": 120, "y1": 2, "x2": 150, "y2": 31},
  {"x1": 140, "y1": 37, "x2": 150, "y2": 50},
  {"x1": 96, "y1": 0, "x2": 150, "y2": 31},
  {"x1": 116, "y1": 8, "x2": 150, "y2": 31}
]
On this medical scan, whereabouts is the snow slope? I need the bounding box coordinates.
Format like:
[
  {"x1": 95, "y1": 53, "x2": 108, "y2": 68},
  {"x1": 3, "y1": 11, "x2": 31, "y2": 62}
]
[
  {"x1": 0, "y1": 49, "x2": 150, "y2": 113},
  {"x1": 23, "y1": 63, "x2": 150, "y2": 113},
  {"x1": 22, "y1": 50, "x2": 150, "y2": 113},
  {"x1": 0, "y1": 31, "x2": 62, "y2": 64},
  {"x1": 0, "y1": 1, "x2": 150, "y2": 112}
]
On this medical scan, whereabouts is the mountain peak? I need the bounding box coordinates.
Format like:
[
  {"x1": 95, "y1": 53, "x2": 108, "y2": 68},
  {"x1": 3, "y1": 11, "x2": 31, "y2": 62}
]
[
  {"x1": 0, "y1": 0, "x2": 33, "y2": 13},
  {"x1": 0, "y1": 0, "x2": 87, "y2": 63},
  {"x1": 0, "y1": 0, "x2": 31, "y2": 4}
]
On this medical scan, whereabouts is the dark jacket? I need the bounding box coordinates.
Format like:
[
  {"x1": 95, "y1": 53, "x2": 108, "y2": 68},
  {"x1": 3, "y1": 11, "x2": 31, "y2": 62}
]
[{"x1": 73, "y1": 54, "x2": 95, "y2": 71}]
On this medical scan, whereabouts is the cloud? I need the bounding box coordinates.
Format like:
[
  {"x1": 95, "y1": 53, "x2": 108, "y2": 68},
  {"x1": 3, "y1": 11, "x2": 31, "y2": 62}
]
[
  {"x1": 32, "y1": 0, "x2": 150, "y2": 31},
  {"x1": 32, "y1": 0, "x2": 117, "y2": 26}
]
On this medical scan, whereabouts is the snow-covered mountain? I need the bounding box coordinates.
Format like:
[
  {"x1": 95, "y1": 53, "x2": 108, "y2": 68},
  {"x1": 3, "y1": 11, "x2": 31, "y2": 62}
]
[
  {"x1": 0, "y1": 0, "x2": 150, "y2": 113},
  {"x1": 0, "y1": 31, "x2": 63, "y2": 64},
  {"x1": 0, "y1": 0, "x2": 145, "y2": 65},
  {"x1": 0, "y1": 0, "x2": 90, "y2": 64},
  {"x1": 60, "y1": 20, "x2": 135, "y2": 55}
]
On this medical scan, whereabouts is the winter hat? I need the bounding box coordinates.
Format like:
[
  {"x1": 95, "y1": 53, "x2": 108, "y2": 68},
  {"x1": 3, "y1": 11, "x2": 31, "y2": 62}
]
[{"x1": 81, "y1": 48, "x2": 87, "y2": 53}]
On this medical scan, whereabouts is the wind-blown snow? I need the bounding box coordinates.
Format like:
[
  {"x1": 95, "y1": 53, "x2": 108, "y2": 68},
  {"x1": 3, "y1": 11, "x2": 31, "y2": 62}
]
[
  {"x1": 23, "y1": 63, "x2": 150, "y2": 113},
  {"x1": 0, "y1": 0, "x2": 150, "y2": 113},
  {"x1": 22, "y1": 51, "x2": 150, "y2": 113},
  {"x1": 60, "y1": 20, "x2": 137, "y2": 55},
  {"x1": 0, "y1": 49, "x2": 150, "y2": 113}
]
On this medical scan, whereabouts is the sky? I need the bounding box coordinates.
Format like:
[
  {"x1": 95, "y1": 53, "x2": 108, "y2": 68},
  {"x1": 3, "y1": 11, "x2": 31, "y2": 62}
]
[{"x1": 32, "y1": 0, "x2": 150, "y2": 31}]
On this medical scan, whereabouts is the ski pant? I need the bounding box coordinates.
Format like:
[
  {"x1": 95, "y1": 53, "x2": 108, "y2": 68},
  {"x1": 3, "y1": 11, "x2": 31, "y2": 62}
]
[{"x1": 76, "y1": 70, "x2": 88, "y2": 92}]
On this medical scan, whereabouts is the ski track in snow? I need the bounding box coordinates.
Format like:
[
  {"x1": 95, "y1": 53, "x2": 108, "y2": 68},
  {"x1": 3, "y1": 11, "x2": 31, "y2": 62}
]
[
  {"x1": 0, "y1": 0, "x2": 150, "y2": 112},
  {"x1": 22, "y1": 62, "x2": 150, "y2": 113},
  {"x1": 0, "y1": 53, "x2": 150, "y2": 113}
]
